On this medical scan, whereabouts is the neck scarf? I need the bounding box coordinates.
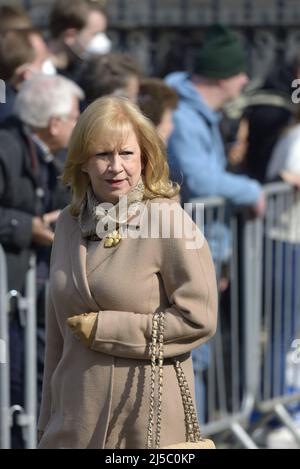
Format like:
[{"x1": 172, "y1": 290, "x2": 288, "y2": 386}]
[{"x1": 78, "y1": 177, "x2": 145, "y2": 243}]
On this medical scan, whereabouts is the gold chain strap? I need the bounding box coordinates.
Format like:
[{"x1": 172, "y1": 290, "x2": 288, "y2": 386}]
[
  {"x1": 173, "y1": 360, "x2": 202, "y2": 442},
  {"x1": 147, "y1": 314, "x2": 158, "y2": 449},
  {"x1": 147, "y1": 311, "x2": 203, "y2": 449}
]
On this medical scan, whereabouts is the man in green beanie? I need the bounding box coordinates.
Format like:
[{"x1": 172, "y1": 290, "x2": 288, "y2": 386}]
[
  {"x1": 194, "y1": 24, "x2": 247, "y2": 80},
  {"x1": 165, "y1": 24, "x2": 265, "y2": 213}
]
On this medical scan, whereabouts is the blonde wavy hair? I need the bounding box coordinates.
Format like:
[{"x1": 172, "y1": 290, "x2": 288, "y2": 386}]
[{"x1": 62, "y1": 96, "x2": 180, "y2": 216}]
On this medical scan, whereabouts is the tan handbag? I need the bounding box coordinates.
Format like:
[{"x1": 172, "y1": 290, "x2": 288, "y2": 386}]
[{"x1": 147, "y1": 311, "x2": 216, "y2": 450}]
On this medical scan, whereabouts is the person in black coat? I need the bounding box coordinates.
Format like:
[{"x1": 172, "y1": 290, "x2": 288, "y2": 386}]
[
  {"x1": 0, "y1": 74, "x2": 84, "y2": 447},
  {"x1": 244, "y1": 56, "x2": 299, "y2": 183},
  {"x1": 0, "y1": 116, "x2": 62, "y2": 293}
]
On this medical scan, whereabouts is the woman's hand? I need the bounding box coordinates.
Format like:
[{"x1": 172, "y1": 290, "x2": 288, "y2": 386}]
[{"x1": 67, "y1": 312, "x2": 98, "y2": 347}]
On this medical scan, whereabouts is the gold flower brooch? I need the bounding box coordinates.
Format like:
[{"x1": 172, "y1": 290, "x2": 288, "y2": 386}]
[{"x1": 104, "y1": 230, "x2": 122, "y2": 248}]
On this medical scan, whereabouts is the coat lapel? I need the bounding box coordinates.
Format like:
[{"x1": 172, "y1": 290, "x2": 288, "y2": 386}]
[
  {"x1": 69, "y1": 224, "x2": 121, "y2": 310},
  {"x1": 69, "y1": 199, "x2": 150, "y2": 310}
]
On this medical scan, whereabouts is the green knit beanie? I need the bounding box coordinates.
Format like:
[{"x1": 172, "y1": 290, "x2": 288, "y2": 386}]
[{"x1": 194, "y1": 25, "x2": 246, "y2": 79}]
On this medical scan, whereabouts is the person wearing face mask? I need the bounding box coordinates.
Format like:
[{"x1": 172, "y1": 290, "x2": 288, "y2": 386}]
[
  {"x1": 48, "y1": 0, "x2": 111, "y2": 84},
  {"x1": 0, "y1": 28, "x2": 56, "y2": 123}
]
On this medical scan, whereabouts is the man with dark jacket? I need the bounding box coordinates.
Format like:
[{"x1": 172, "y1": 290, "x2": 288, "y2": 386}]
[
  {"x1": 0, "y1": 117, "x2": 62, "y2": 293},
  {"x1": 0, "y1": 74, "x2": 83, "y2": 447}
]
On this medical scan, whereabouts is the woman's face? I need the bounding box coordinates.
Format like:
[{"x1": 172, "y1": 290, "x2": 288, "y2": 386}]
[{"x1": 82, "y1": 127, "x2": 144, "y2": 204}]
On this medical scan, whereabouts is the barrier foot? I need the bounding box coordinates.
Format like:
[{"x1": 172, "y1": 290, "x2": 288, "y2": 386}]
[
  {"x1": 274, "y1": 403, "x2": 300, "y2": 447},
  {"x1": 230, "y1": 422, "x2": 258, "y2": 449}
]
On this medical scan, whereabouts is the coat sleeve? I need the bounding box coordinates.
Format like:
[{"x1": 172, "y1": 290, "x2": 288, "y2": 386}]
[
  {"x1": 91, "y1": 203, "x2": 218, "y2": 359},
  {"x1": 38, "y1": 289, "x2": 64, "y2": 431}
]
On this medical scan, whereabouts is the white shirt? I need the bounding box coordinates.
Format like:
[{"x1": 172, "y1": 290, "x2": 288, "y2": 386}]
[{"x1": 267, "y1": 124, "x2": 300, "y2": 180}]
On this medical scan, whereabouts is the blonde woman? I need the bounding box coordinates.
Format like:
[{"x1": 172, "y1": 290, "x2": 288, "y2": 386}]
[{"x1": 38, "y1": 96, "x2": 218, "y2": 449}]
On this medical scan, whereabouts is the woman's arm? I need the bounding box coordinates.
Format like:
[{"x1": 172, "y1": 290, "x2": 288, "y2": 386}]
[{"x1": 92, "y1": 244, "x2": 217, "y2": 359}]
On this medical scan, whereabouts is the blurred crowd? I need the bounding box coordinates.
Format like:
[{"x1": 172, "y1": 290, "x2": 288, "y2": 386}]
[{"x1": 1, "y1": 0, "x2": 300, "y2": 448}]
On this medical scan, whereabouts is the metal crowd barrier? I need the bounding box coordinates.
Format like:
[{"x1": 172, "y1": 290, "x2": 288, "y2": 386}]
[
  {"x1": 188, "y1": 182, "x2": 300, "y2": 448},
  {"x1": 252, "y1": 183, "x2": 300, "y2": 445},
  {"x1": 0, "y1": 245, "x2": 10, "y2": 448},
  {"x1": 0, "y1": 246, "x2": 37, "y2": 449},
  {"x1": 187, "y1": 197, "x2": 261, "y2": 448}
]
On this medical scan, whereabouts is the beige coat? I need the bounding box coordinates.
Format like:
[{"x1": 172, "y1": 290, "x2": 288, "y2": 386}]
[{"x1": 38, "y1": 198, "x2": 218, "y2": 449}]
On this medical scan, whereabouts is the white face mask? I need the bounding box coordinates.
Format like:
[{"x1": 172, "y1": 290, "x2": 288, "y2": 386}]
[
  {"x1": 86, "y1": 33, "x2": 112, "y2": 56},
  {"x1": 42, "y1": 59, "x2": 57, "y2": 76}
]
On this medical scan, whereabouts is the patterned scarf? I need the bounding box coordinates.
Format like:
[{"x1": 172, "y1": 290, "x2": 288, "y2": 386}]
[{"x1": 78, "y1": 176, "x2": 145, "y2": 240}]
